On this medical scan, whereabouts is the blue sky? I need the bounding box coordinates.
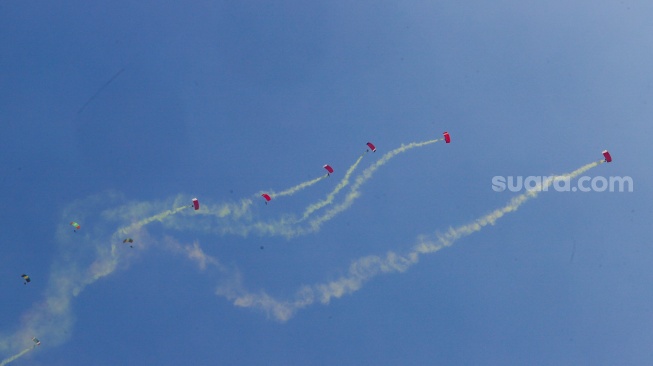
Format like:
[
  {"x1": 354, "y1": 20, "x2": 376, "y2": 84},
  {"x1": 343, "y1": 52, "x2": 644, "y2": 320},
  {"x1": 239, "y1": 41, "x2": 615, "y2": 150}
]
[{"x1": 1, "y1": 1, "x2": 652, "y2": 365}]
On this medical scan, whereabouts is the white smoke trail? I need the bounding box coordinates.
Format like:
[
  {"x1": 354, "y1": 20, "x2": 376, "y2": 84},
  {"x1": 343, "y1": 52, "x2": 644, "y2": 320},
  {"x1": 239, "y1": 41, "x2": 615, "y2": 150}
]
[
  {"x1": 266, "y1": 175, "x2": 328, "y2": 199},
  {"x1": 301, "y1": 138, "x2": 441, "y2": 233},
  {"x1": 213, "y1": 166, "x2": 338, "y2": 217},
  {"x1": 162, "y1": 237, "x2": 227, "y2": 272},
  {"x1": 0, "y1": 195, "x2": 194, "y2": 361},
  {"x1": 189, "y1": 139, "x2": 442, "y2": 239},
  {"x1": 215, "y1": 160, "x2": 603, "y2": 321},
  {"x1": 1, "y1": 139, "x2": 599, "y2": 362},
  {"x1": 298, "y1": 152, "x2": 367, "y2": 221},
  {"x1": 117, "y1": 205, "x2": 189, "y2": 236},
  {"x1": 0, "y1": 347, "x2": 34, "y2": 366}
]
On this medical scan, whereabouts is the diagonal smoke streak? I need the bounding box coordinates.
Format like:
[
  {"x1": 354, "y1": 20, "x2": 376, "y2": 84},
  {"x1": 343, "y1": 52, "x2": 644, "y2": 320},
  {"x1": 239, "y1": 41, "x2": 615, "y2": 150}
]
[
  {"x1": 0, "y1": 195, "x2": 193, "y2": 359},
  {"x1": 198, "y1": 172, "x2": 329, "y2": 224},
  {"x1": 0, "y1": 347, "x2": 34, "y2": 366},
  {"x1": 301, "y1": 139, "x2": 441, "y2": 233},
  {"x1": 266, "y1": 175, "x2": 328, "y2": 199},
  {"x1": 117, "y1": 205, "x2": 189, "y2": 236},
  {"x1": 215, "y1": 160, "x2": 603, "y2": 321},
  {"x1": 189, "y1": 139, "x2": 442, "y2": 239},
  {"x1": 2, "y1": 138, "x2": 600, "y2": 361},
  {"x1": 162, "y1": 237, "x2": 227, "y2": 272},
  {"x1": 0, "y1": 139, "x2": 440, "y2": 358},
  {"x1": 298, "y1": 152, "x2": 367, "y2": 221}
]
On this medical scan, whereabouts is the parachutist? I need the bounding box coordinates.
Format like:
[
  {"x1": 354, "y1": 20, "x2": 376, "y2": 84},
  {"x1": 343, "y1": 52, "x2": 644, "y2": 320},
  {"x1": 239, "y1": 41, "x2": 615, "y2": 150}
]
[
  {"x1": 602, "y1": 150, "x2": 612, "y2": 163},
  {"x1": 70, "y1": 221, "x2": 81, "y2": 232}
]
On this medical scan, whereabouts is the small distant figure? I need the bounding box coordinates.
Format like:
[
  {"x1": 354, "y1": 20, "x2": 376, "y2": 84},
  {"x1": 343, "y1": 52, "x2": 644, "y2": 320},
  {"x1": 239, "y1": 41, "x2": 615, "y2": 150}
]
[
  {"x1": 123, "y1": 238, "x2": 134, "y2": 248},
  {"x1": 70, "y1": 221, "x2": 81, "y2": 233}
]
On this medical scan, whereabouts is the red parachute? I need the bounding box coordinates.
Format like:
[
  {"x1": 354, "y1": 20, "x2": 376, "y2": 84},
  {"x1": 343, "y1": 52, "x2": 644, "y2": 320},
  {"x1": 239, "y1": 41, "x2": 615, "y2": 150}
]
[
  {"x1": 602, "y1": 150, "x2": 612, "y2": 163},
  {"x1": 192, "y1": 198, "x2": 200, "y2": 210},
  {"x1": 323, "y1": 164, "x2": 334, "y2": 176},
  {"x1": 261, "y1": 193, "x2": 271, "y2": 204},
  {"x1": 443, "y1": 131, "x2": 451, "y2": 143},
  {"x1": 366, "y1": 142, "x2": 376, "y2": 152}
]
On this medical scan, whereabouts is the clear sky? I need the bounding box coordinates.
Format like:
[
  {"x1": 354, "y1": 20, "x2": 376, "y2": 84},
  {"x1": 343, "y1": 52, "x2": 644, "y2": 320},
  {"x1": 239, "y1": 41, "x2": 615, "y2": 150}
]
[{"x1": 1, "y1": 1, "x2": 652, "y2": 365}]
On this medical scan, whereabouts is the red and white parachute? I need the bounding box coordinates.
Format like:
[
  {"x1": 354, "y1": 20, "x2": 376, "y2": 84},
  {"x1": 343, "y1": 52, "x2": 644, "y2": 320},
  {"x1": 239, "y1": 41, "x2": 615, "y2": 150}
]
[
  {"x1": 443, "y1": 131, "x2": 451, "y2": 143},
  {"x1": 366, "y1": 142, "x2": 376, "y2": 152},
  {"x1": 602, "y1": 150, "x2": 612, "y2": 163},
  {"x1": 323, "y1": 164, "x2": 334, "y2": 176},
  {"x1": 261, "y1": 193, "x2": 272, "y2": 204},
  {"x1": 192, "y1": 198, "x2": 200, "y2": 210}
]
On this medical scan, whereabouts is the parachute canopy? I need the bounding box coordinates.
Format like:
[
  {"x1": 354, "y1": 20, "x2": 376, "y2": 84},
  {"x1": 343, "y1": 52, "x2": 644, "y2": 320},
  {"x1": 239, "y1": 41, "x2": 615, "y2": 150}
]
[
  {"x1": 70, "y1": 221, "x2": 80, "y2": 230},
  {"x1": 602, "y1": 150, "x2": 612, "y2": 163},
  {"x1": 323, "y1": 164, "x2": 334, "y2": 175},
  {"x1": 21, "y1": 274, "x2": 31, "y2": 284},
  {"x1": 366, "y1": 142, "x2": 376, "y2": 152},
  {"x1": 443, "y1": 131, "x2": 451, "y2": 144},
  {"x1": 261, "y1": 193, "x2": 271, "y2": 203},
  {"x1": 123, "y1": 238, "x2": 134, "y2": 248},
  {"x1": 192, "y1": 198, "x2": 200, "y2": 210},
  {"x1": 32, "y1": 337, "x2": 40, "y2": 346}
]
